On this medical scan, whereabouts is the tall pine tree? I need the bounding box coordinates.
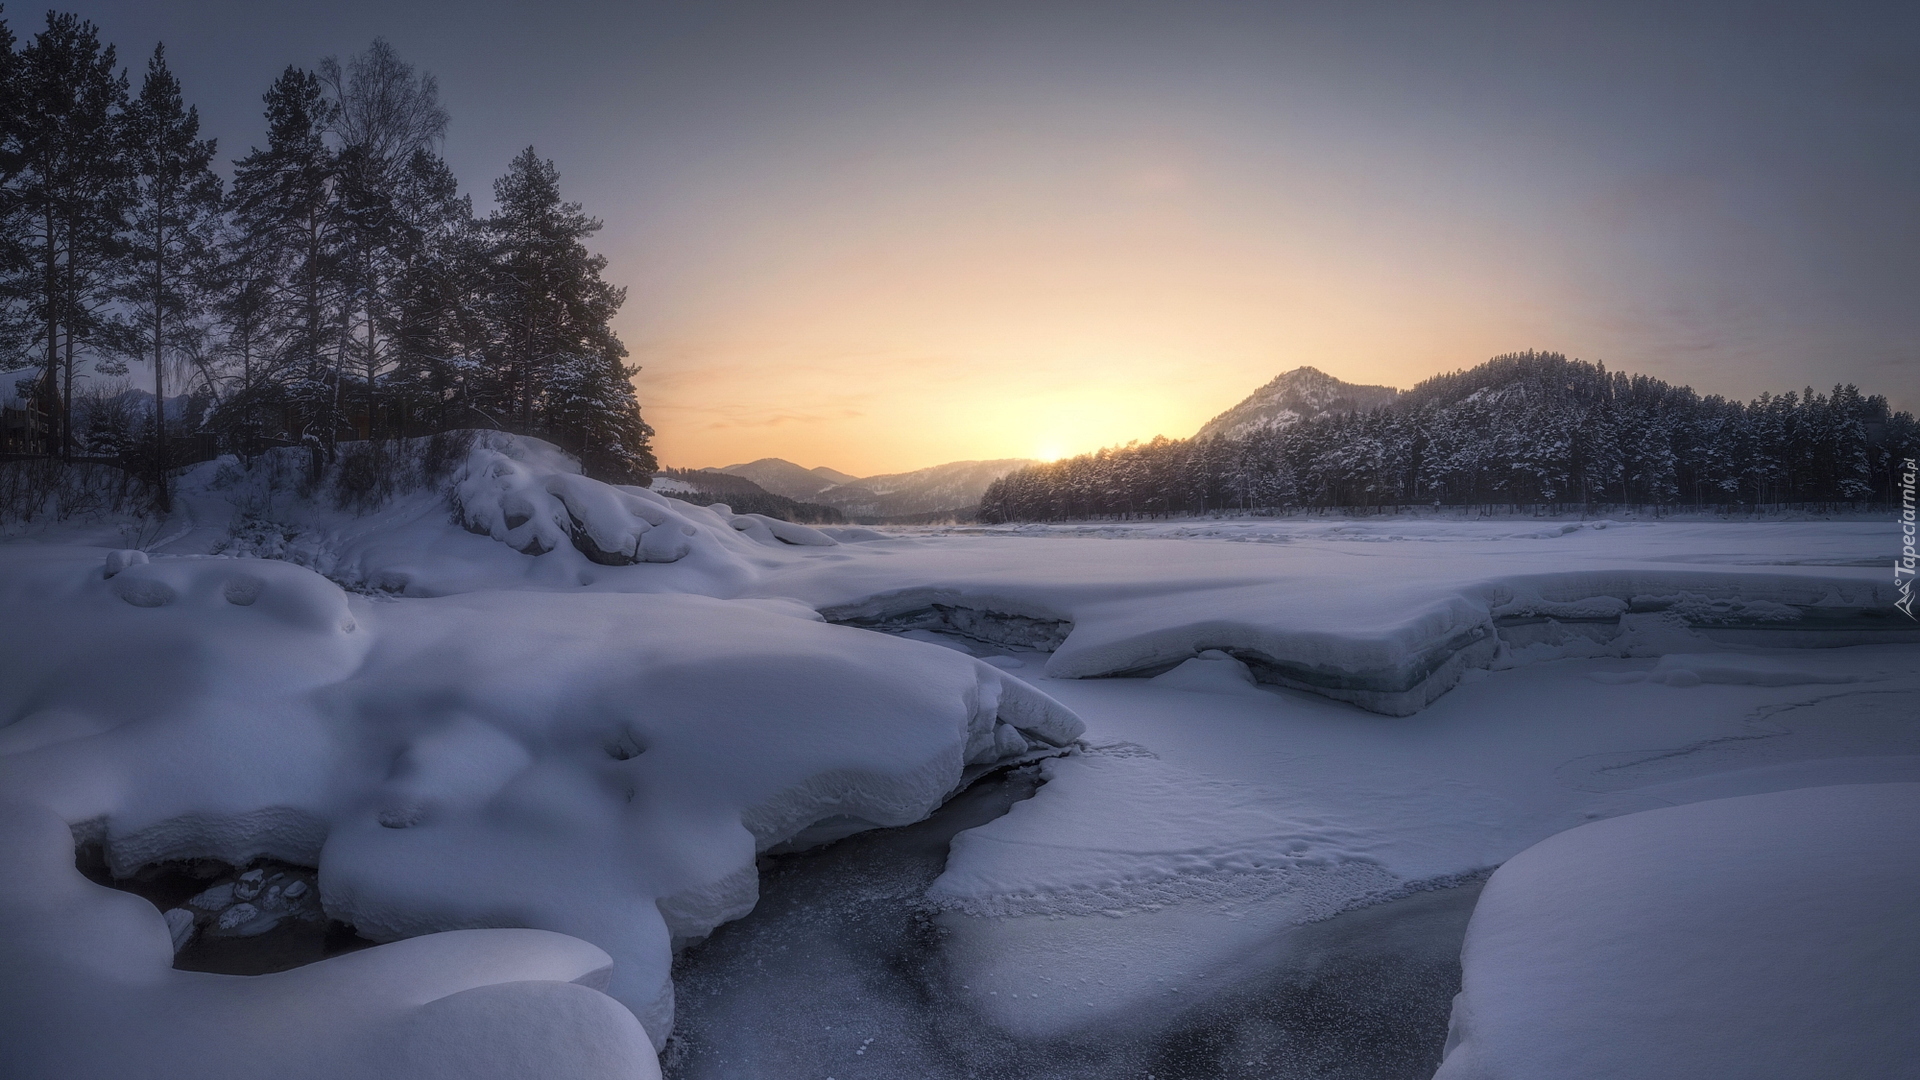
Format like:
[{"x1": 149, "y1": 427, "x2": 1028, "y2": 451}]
[
  {"x1": 229, "y1": 66, "x2": 342, "y2": 458},
  {"x1": 119, "y1": 43, "x2": 220, "y2": 510},
  {"x1": 485, "y1": 147, "x2": 653, "y2": 480},
  {"x1": 319, "y1": 39, "x2": 448, "y2": 439},
  {"x1": 10, "y1": 12, "x2": 129, "y2": 459}
]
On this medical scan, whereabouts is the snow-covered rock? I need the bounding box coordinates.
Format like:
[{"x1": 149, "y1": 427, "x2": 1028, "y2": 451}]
[
  {"x1": 162, "y1": 907, "x2": 195, "y2": 952},
  {"x1": 452, "y1": 437, "x2": 697, "y2": 564},
  {"x1": 722, "y1": 510, "x2": 839, "y2": 547},
  {"x1": 0, "y1": 545, "x2": 1083, "y2": 1053},
  {"x1": 0, "y1": 798, "x2": 659, "y2": 1080},
  {"x1": 233, "y1": 867, "x2": 265, "y2": 900},
  {"x1": 76, "y1": 432, "x2": 768, "y2": 599},
  {"x1": 101, "y1": 549, "x2": 148, "y2": 578},
  {"x1": 1435, "y1": 783, "x2": 1920, "y2": 1080}
]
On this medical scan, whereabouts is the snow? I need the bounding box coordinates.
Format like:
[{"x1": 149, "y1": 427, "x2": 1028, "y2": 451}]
[
  {"x1": 0, "y1": 798, "x2": 661, "y2": 1080},
  {"x1": 451, "y1": 438, "x2": 697, "y2": 564},
  {"x1": 0, "y1": 562, "x2": 1079, "y2": 1034},
  {"x1": 0, "y1": 450, "x2": 1084, "y2": 1068},
  {"x1": 1, "y1": 433, "x2": 1913, "y2": 1076},
  {"x1": 919, "y1": 645, "x2": 1920, "y2": 1045},
  {"x1": 776, "y1": 519, "x2": 1907, "y2": 714},
  {"x1": 1434, "y1": 783, "x2": 1920, "y2": 1080},
  {"x1": 1604, "y1": 650, "x2": 1886, "y2": 686}
]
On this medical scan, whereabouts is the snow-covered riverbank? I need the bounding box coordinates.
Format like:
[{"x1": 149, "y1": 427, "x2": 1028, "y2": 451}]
[{"x1": 2, "y1": 436, "x2": 1913, "y2": 1079}]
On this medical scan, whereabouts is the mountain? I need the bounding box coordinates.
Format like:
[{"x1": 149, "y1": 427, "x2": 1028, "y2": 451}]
[
  {"x1": 706, "y1": 456, "x2": 1039, "y2": 520},
  {"x1": 652, "y1": 468, "x2": 845, "y2": 524},
  {"x1": 713, "y1": 458, "x2": 861, "y2": 500},
  {"x1": 1194, "y1": 366, "x2": 1400, "y2": 441},
  {"x1": 983, "y1": 350, "x2": 1919, "y2": 520},
  {"x1": 813, "y1": 458, "x2": 1039, "y2": 519}
]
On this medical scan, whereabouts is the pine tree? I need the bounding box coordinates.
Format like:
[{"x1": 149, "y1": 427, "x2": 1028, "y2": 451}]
[
  {"x1": 319, "y1": 40, "x2": 448, "y2": 439},
  {"x1": 229, "y1": 66, "x2": 342, "y2": 457},
  {"x1": 119, "y1": 43, "x2": 220, "y2": 511},
  {"x1": 0, "y1": 12, "x2": 33, "y2": 376},
  {"x1": 485, "y1": 147, "x2": 653, "y2": 480},
  {"x1": 203, "y1": 211, "x2": 283, "y2": 457},
  {"x1": 10, "y1": 12, "x2": 130, "y2": 459}
]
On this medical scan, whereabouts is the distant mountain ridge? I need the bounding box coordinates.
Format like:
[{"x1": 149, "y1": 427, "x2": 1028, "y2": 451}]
[
  {"x1": 714, "y1": 458, "x2": 861, "y2": 499},
  {"x1": 1195, "y1": 366, "x2": 1400, "y2": 440},
  {"x1": 811, "y1": 458, "x2": 1039, "y2": 518},
  {"x1": 699, "y1": 456, "x2": 1039, "y2": 519},
  {"x1": 651, "y1": 468, "x2": 846, "y2": 524}
]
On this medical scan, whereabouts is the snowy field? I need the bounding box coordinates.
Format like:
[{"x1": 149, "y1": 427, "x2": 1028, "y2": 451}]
[{"x1": 2, "y1": 435, "x2": 1915, "y2": 1079}]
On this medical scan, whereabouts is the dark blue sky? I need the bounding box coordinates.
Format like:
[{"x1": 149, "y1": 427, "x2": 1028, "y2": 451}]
[{"x1": 29, "y1": 0, "x2": 1920, "y2": 470}]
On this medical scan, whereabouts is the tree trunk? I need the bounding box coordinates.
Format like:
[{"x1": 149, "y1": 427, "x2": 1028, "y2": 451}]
[
  {"x1": 42, "y1": 208, "x2": 60, "y2": 459},
  {"x1": 153, "y1": 208, "x2": 171, "y2": 514}
]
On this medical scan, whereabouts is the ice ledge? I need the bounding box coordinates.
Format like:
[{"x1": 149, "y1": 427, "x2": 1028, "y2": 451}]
[{"x1": 826, "y1": 569, "x2": 1911, "y2": 717}]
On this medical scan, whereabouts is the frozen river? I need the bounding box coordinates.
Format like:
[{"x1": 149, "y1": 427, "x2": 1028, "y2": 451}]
[{"x1": 2, "y1": 437, "x2": 1914, "y2": 1079}]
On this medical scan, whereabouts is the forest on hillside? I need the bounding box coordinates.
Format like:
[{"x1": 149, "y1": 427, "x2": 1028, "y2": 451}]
[
  {"x1": 0, "y1": 11, "x2": 653, "y2": 511},
  {"x1": 980, "y1": 352, "x2": 1919, "y2": 521},
  {"x1": 651, "y1": 467, "x2": 847, "y2": 525}
]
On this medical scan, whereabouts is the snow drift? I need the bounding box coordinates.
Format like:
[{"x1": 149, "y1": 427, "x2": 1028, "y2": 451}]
[
  {"x1": 1435, "y1": 783, "x2": 1920, "y2": 1080},
  {"x1": 0, "y1": 798, "x2": 659, "y2": 1080},
  {"x1": 0, "y1": 543, "x2": 1082, "y2": 1060}
]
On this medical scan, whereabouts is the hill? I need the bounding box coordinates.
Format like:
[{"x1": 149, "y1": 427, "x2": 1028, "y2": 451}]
[
  {"x1": 714, "y1": 459, "x2": 861, "y2": 500},
  {"x1": 982, "y1": 351, "x2": 1918, "y2": 520},
  {"x1": 710, "y1": 457, "x2": 1038, "y2": 520},
  {"x1": 652, "y1": 468, "x2": 845, "y2": 524},
  {"x1": 1194, "y1": 367, "x2": 1400, "y2": 440},
  {"x1": 814, "y1": 459, "x2": 1038, "y2": 519}
]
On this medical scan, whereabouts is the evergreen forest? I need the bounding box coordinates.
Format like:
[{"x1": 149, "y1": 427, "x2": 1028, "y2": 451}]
[
  {"x1": 981, "y1": 352, "x2": 1918, "y2": 521},
  {"x1": 0, "y1": 11, "x2": 654, "y2": 513}
]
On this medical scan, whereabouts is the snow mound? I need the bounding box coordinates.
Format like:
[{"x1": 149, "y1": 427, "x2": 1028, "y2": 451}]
[
  {"x1": 716, "y1": 508, "x2": 839, "y2": 547},
  {"x1": 0, "y1": 798, "x2": 660, "y2": 1080},
  {"x1": 1436, "y1": 783, "x2": 1920, "y2": 1080},
  {"x1": 452, "y1": 436, "x2": 697, "y2": 563},
  {"x1": 0, "y1": 547, "x2": 1084, "y2": 1051},
  {"x1": 72, "y1": 432, "x2": 779, "y2": 598}
]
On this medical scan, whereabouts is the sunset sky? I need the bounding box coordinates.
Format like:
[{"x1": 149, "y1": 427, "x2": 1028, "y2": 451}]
[{"x1": 61, "y1": 0, "x2": 1920, "y2": 475}]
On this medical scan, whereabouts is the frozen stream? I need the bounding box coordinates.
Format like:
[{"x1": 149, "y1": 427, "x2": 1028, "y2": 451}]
[
  {"x1": 660, "y1": 620, "x2": 1920, "y2": 1080},
  {"x1": 663, "y1": 763, "x2": 1482, "y2": 1080}
]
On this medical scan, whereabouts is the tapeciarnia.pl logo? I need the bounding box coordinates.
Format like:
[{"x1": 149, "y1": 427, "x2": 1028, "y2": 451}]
[{"x1": 1898, "y1": 457, "x2": 1917, "y2": 620}]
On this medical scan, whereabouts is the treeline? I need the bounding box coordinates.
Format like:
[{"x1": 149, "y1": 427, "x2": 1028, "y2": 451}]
[
  {"x1": 980, "y1": 352, "x2": 1918, "y2": 521},
  {"x1": 0, "y1": 11, "x2": 653, "y2": 511}
]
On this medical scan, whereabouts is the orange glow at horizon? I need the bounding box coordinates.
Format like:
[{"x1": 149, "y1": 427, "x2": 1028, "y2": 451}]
[
  {"x1": 621, "y1": 139, "x2": 1588, "y2": 476},
  {"x1": 595, "y1": 19, "x2": 1910, "y2": 478}
]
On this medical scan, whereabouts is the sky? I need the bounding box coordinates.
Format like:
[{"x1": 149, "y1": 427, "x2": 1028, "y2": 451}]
[{"x1": 36, "y1": 0, "x2": 1920, "y2": 475}]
